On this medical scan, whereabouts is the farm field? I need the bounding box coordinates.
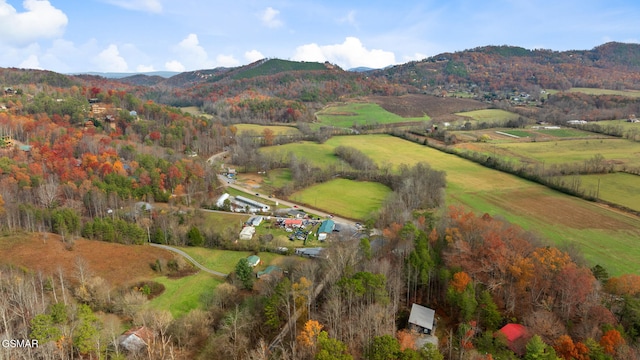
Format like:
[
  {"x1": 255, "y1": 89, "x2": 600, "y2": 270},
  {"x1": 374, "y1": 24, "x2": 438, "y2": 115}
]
[
  {"x1": 593, "y1": 119, "x2": 640, "y2": 131},
  {"x1": 260, "y1": 141, "x2": 345, "y2": 168},
  {"x1": 568, "y1": 87, "x2": 640, "y2": 97},
  {"x1": 271, "y1": 134, "x2": 640, "y2": 275},
  {"x1": 460, "y1": 138, "x2": 640, "y2": 168},
  {"x1": 315, "y1": 102, "x2": 429, "y2": 128},
  {"x1": 234, "y1": 124, "x2": 301, "y2": 136},
  {"x1": 180, "y1": 106, "x2": 213, "y2": 118},
  {"x1": 290, "y1": 179, "x2": 392, "y2": 220},
  {"x1": 455, "y1": 109, "x2": 520, "y2": 123},
  {"x1": 558, "y1": 173, "x2": 640, "y2": 212}
]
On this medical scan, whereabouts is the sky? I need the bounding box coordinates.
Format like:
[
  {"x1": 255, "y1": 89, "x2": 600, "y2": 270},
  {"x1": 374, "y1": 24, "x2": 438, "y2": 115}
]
[{"x1": 0, "y1": 0, "x2": 639, "y2": 74}]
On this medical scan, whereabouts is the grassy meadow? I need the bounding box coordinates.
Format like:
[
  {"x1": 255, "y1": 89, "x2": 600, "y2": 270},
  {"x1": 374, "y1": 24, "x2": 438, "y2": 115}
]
[
  {"x1": 267, "y1": 134, "x2": 640, "y2": 275},
  {"x1": 147, "y1": 273, "x2": 222, "y2": 317},
  {"x1": 486, "y1": 138, "x2": 640, "y2": 167},
  {"x1": 316, "y1": 103, "x2": 429, "y2": 128},
  {"x1": 234, "y1": 124, "x2": 302, "y2": 136},
  {"x1": 455, "y1": 109, "x2": 520, "y2": 123},
  {"x1": 290, "y1": 179, "x2": 391, "y2": 220},
  {"x1": 558, "y1": 173, "x2": 640, "y2": 212}
]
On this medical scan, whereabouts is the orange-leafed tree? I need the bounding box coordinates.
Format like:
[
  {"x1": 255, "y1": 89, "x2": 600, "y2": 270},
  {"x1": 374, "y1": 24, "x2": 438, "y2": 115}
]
[
  {"x1": 599, "y1": 329, "x2": 625, "y2": 356},
  {"x1": 451, "y1": 271, "x2": 472, "y2": 293},
  {"x1": 554, "y1": 335, "x2": 589, "y2": 360},
  {"x1": 297, "y1": 319, "x2": 323, "y2": 356},
  {"x1": 262, "y1": 128, "x2": 275, "y2": 146}
]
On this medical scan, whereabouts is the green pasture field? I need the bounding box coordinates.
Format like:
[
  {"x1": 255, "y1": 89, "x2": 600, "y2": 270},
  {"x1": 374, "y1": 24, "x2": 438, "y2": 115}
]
[
  {"x1": 290, "y1": 179, "x2": 392, "y2": 220},
  {"x1": 201, "y1": 210, "x2": 248, "y2": 234},
  {"x1": 234, "y1": 124, "x2": 302, "y2": 136},
  {"x1": 147, "y1": 273, "x2": 223, "y2": 317},
  {"x1": 488, "y1": 138, "x2": 640, "y2": 167},
  {"x1": 558, "y1": 173, "x2": 640, "y2": 212},
  {"x1": 454, "y1": 109, "x2": 520, "y2": 123},
  {"x1": 180, "y1": 106, "x2": 213, "y2": 118},
  {"x1": 287, "y1": 135, "x2": 640, "y2": 275},
  {"x1": 315, "y1": 103, "x2": 429, "y2": 128},
  {"x1": 593, "y1": 119, "x2": 640, "y2": 131},
  {"x1": 261, "y1": 141, "x2": 347, "y2": 168},
  {"x1": 500, "y1": 130, "x2": 531, "y2": 138}
]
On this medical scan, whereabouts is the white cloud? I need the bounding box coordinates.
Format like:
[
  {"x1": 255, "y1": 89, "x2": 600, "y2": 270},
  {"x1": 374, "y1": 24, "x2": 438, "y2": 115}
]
[
  {"x1": 261, "y1": 7, "x2": 283, "y2": 28},
  {"x1": 402, "y1": 53, "x2": 428, "y2": 63},
  {"x1": 339, "y1": 10, "x2": 358, "y2": 29},
  {"x1": 136, "y1": 64, "x2": 155, "y2": 72},
  {"x1": 171, "y1": 33, "x2": 214, "y2": 70},
  {"x1": 165, "y1": 60, "x2": 185, "y2": 72},
  {"x1": 292, "y1": 37, "x2": 396, "y2": 69},
  {"x1": 216, "y1": 54, "x2": 239, "y2": 67},
  {"x1": 92, "y1": 44, "x2": 128, "y2": 72},
  {"x1": 244, "y1": 49, "x2": 264, "y2": 63},
  {"x1": 103, "y1": 0, "x2": 162, "y2": 13},
  {"x1": 0, "y1": 0, "x2": 68, "y2": 46},
  {"x1": 19, "y1": 54, "x2": 41, "y2": 69}
]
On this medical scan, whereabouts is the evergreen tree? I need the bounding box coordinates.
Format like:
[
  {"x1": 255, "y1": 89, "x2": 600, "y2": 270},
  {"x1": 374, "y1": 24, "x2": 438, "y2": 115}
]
[{"x1": 235, "y1": 258, "x2": 254, "y2": 290}]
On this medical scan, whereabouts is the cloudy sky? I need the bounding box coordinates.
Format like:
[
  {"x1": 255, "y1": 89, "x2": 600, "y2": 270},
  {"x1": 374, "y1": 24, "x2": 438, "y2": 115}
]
[{"x1": 0, "y1": 0, "x2": 639, "y2": 73}]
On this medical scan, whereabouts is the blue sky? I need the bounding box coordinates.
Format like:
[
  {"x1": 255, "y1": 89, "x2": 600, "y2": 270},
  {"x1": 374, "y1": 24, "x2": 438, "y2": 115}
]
[{"x1": 0, "y1": 0, "x2": 639, "y2": 73}]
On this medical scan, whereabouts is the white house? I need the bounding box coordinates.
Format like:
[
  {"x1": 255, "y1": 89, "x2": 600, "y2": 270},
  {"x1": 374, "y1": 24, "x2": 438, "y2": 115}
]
[{"x1": 239, "y1": 226, "x2": 256, "y2": 240}]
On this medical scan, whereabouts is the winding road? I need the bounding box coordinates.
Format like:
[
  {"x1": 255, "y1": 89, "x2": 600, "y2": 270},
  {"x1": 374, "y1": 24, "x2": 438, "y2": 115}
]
[{"x1": 149, "y1": 243, "x2": 227, "y2": 277}]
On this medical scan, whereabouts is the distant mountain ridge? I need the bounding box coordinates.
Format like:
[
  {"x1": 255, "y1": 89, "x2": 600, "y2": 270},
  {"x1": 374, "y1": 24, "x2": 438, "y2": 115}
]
[{"x1": 72, "y1": 71, "x2": 179, "y2": 79}]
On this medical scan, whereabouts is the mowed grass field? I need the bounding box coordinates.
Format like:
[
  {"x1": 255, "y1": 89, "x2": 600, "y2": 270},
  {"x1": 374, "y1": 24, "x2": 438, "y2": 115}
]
[
  {"x1": 559, "y1": 173, "x2": 640, "y2": 212},
  {"x1": 272, "y1": 134, "x2": 640, "y2": 275},
  {"x1": 290, "y1": 179, "x2": 392, "y2": 220},
  {"x1": 261, "y1": 141, "x2": 346, "y2": 168},
  {"x1": 147, "y1": 273, "x2": 223, "y2": 317},
  {"x1": 316, "y1": 103, "x2": 429, "y2": 128},
  {"x1": 234, "y1": 124, "x2": 302, "y2": 136},
  {"x1": 467, "y1": 138, "x2": 640, "y2": 167},
  {"x1": 593, "y1": 119, "x2": 640, "y2": 131},
  {"x1": 455, "y1": 109, "x2": 520, "y2": 123}
]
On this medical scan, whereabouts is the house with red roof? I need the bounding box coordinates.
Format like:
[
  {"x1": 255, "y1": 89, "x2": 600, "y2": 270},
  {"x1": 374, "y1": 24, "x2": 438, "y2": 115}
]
[{"x1": 498, "y1": 323, "x2": 529, "y2": 355}]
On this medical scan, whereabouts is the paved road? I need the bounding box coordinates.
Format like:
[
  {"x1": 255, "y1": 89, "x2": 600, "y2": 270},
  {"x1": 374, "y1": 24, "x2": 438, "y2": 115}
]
[{"x1": 149, "y1": 243, "x2": 227, "y2": 277}]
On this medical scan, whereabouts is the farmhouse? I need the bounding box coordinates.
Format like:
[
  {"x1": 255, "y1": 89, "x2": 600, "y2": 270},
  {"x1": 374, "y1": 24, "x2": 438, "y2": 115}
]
[
  {"x1": 239, "y1": 226, "x2": 255, "y2": 241},
  {"x1": 233, "y1": 195, "x2": 270, "y2": 213},
  {"x1": 283, "y1": 218, "x2": 303, "y2": 229},
  {"x1": 247, "y1": 255, "x2": 260, "y2": 267},
  {"x1": 408, "y1": 303, "x2": 436, "y2": 335},
  {"x1": 317, "y1": 219, "x2": 335, "y2": 241}
]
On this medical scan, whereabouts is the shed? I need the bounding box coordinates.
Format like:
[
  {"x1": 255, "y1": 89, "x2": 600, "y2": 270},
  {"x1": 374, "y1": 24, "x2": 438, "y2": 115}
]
[
  {"x1": 408, "y1": 303, "x2": 436, "y2": 335},
  {"x1": 257, "y1": 265, "x2": 282, "y2": 278},
  {"x1": 118, "y1": 326, "x2": 154, "y2": 353},
  {"x1": 247, "y1": 255, "x2": 260, "y2": 267},
  {"x1": 247, "y1": 215, "x2": 263, "y2": 227}
]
